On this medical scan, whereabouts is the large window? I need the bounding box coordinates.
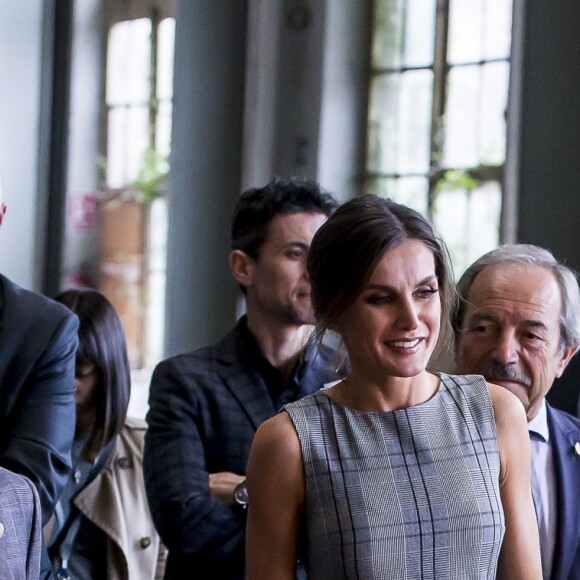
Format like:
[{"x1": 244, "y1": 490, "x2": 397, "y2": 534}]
[
  {"x1": 101, "y1": 0, "x2": 174, "y2": 376},
  {"x1": 366, "y1": 0, "x2": 513, "y2": 277},
  {"x1": 105, "y1": 13, "x2": 174, "y2": 189}
]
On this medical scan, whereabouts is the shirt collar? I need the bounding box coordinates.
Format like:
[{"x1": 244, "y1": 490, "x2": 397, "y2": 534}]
[{"x1": 528, "y1": 398, "x2": 549, "y2": 442}]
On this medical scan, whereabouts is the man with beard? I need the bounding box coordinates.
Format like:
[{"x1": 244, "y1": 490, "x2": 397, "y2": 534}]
[
  {"x1": 453, "y1": 243, "x2": 580, "y2": 580},
  {"x1": 144, "y1": 178, "x2": 342, "y2": 579}
]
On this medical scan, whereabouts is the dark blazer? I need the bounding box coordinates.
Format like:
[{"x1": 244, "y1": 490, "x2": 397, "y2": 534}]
[
  {"x1": 0, "y1": 466, "x2": 42, "y2": 579},
  {"x1": 144, "y1": 317, "x2": 340, "y2": 579},
  {"x1": 0, "y1": 275, "x2": 78, "y2": 577},
  {"x1": 547, "y1": 402, "x2": 580, "y2": 580},
  {"x1": 0, "y1": 275, "x2": 78, "y2": 520}
]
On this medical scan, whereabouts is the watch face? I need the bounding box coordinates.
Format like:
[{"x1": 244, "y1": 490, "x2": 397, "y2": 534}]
[{"x1": 234, "y1": 480, "x2": 248, "y2": 506}]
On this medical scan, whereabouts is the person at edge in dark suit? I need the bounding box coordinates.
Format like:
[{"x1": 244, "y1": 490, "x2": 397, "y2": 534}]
[
  {"x1": 453, "y1": 243, "x2": 580, "y2": 580},
  {"x1": 0, "y1": 181, "x2": 78, "y2": 578},
  {"x1": 143, "y1": 177, "x2": 343, "y2": 579}
]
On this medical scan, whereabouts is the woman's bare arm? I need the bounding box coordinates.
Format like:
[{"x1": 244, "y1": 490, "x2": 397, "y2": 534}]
[
  {"x1": 489, "y1": 382, "x2": 542, "y2": 580},
  {"x1": 245, "y1": 412, "x2": 305, "y2": 580}
]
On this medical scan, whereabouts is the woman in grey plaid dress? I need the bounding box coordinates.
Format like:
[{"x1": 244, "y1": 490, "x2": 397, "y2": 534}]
[{"x1": 245, "y1": 195, "x2": 541, "y2": 579}]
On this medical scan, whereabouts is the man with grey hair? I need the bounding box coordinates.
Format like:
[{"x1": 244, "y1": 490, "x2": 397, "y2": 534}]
[{"x1": 453, "y1": 243, "x2": 580, "y2": 580}]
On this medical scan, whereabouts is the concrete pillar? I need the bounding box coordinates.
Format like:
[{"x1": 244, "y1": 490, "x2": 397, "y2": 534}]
[{"x1": 164, "y1": 0, "x2": 247, "y2": 356}]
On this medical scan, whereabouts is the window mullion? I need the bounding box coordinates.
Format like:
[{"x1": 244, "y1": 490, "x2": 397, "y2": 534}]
[
  {"x1": 428, "y1": 0, "x2": 450, "y2": 217},
  {"x1": 149, "y1": 3, "x2": 160, "y2": 151}
]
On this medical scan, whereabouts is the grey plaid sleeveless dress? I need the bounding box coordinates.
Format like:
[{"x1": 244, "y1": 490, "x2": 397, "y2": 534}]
[{"x1": 283, "y1": 373, "x2": 505, "y2": 580}]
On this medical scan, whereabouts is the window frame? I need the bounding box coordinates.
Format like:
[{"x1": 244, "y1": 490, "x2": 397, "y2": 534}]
[{"x1": 366, "y1": 0, "x2": 511, "y2": 229}]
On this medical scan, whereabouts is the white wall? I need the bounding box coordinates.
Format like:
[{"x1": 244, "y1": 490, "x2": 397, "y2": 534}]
[{"x1": 0, "y1": 1, "x2": 45, "y2": 289}]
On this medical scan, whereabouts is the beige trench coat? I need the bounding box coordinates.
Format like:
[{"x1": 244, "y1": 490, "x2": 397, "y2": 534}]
[{"x1": 71, "y1": 417, "x2": 166, "y2": 580}]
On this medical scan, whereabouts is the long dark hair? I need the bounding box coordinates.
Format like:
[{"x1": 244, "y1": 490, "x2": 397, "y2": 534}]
[{"x1": 54, "y1": 289, "x2": 130, "y2": 460}]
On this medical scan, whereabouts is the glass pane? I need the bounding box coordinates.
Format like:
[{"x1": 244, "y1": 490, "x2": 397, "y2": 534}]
[
  {"x1": 448, "y1": 0, "x2": 484, "y2": 65},
  {"x1": 106, "y1": 107, "x2": 127, "y2": 188},
  {"x1": 107, "y1": 19, "x2": 151, "y2": 106},
  {"x1": 398, "y1": 69, "x2": 433, "y2": 173},
  {"x1": 444, "y1": 65, "x2": 480, "y2": 168},
  {"x1": 156, "y1": 101, "x2": 172, "y2": 158},
  {"x1": 367, "y1": 73, "x2": 401, "y2": 173},
  {"x1": 372, "y1": 0, "x2": 405, "y2": 69},
  {"x1": 365, "y1": 175, "x2": 398, "y2": 198},
  {"x1": 107, "y1": 22, "x2": 129, "y2": 105},
  {"x1": 404, "y1": 0, "x2": 436, "y2": 67},
  {"x1": 367, "y1": 70, "x2": 433, "y2": 174},
  {"x1": 126, "y1": 106, "x2": 150, "y2": 184},
  {"x1": 479, "y1": 61, "x2": 509, "y2": 165},
  {"x1": 157, "y1": 18, "x2": 175, "y2": 101},
  {"x1": 483, "y1": 0, "x2": 512, "y2": 60},
  {"x1": 433, "y1": 180, "x2": 501, "y2": 279},
  {"x1": 146, "y1": 197, "x2": 167, "y2": 368},
  {"x1": 365, "y1": 176, "x2": 429, "y2": 215},
  {"x1": 395, "y1": 176, "x2": 429, "y2": 214}
]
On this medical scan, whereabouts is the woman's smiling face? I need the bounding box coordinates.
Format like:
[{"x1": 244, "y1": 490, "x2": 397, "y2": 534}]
[{"x1": 334, "y1": 239, "x2": 441, "y2": 381}]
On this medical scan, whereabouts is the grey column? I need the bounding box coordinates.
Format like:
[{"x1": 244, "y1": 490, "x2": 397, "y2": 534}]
[
  {"x1": 164, "y1": 0, "x2": 247, "y2": 357},
  {"x1": 509, "y1": 0, "x2": 580, "y2": 415},
  {"x1": 513, "y1": 1, "x2": 580, "y2": 266}
]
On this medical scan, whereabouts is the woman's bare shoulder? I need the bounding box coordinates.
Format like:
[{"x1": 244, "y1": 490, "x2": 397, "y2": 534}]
[
  {"x1": 252, "y1": 411, "x2": 301, "y2": 461},
  {"x1": 486, "y1": 381, "x2": 527, "y2": 426}
]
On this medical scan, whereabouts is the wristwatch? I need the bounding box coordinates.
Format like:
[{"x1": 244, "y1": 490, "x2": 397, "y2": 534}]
[{"x1": 234, "y1": 479, "x2": 249, "y2": 508}]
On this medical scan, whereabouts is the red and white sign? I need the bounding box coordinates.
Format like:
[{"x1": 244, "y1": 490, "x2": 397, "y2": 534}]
[{"x1": 68, "y1": 191, "x2": 99, "y2": 233}]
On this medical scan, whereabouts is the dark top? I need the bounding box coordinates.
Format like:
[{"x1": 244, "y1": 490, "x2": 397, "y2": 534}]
[{"x1": 238, "y1": 318, "x2": 319, "y2": 408}]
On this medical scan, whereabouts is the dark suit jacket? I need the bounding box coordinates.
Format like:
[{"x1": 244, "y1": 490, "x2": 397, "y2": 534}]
[
  {"x1": 0, "y1": 466, "x2": 42, "y2": 579},
  {"x1": 144, "y1": 317, "x2": 340, "y2": 579},
  {"x1": 547, "y1": 402, "x2": 580, "y2": 580},
  {"x1": 0, "y1": 275, "x2": 78, "y2": 576}
]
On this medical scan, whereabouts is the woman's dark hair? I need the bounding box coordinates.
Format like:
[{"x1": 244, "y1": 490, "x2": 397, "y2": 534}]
[
  {"x1": 54, "y1": 289, "x2": 130, "y2": 460},
  {"x1": 307, "y1": 194, "x2": 453, "y2": 359}
]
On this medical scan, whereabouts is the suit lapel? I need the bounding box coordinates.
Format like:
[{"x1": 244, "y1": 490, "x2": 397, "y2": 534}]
[
  {"x1": 215, "y1": 320, "x2": 276, "y2": 431},
  {"x1": 547, "y1": 403, "x2": 580, "y2": 580}
]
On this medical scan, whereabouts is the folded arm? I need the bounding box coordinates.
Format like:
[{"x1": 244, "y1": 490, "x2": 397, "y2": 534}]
[{"x1": 143, "y1": 359, "x2": 247, "y2": 559}]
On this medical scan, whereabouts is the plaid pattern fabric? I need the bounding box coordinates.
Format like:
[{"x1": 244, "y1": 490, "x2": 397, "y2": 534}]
[
  {"x1": 0, "y1": 467, "x2": 42, "y2": 579},
  {"x1": 143, "y1": 317, "x2": 341, "y2": 578},
  {"x1": 284, "y1": 374, "x2": 505, "y2": 579}
]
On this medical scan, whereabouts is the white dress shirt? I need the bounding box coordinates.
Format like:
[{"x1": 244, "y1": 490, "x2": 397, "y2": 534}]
[{"x1": 528, "y1": 399, "x2": 557, "y2": 580}]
